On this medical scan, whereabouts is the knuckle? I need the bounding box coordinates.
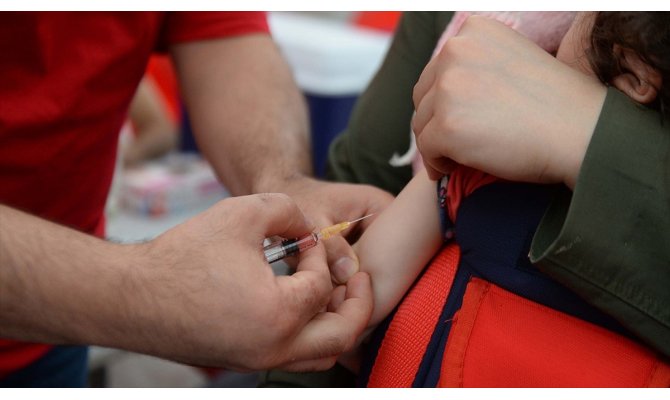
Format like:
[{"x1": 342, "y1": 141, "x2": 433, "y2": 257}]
[
  {"x1": 254, "y1": 192, "x2": 272, "y2": 203},
  {"x1": 273, "y1": 312, "x2": 295, "y2": 340},
  {"x1": 273, "y1": 192, "x2": 293, "y2": 204},
  {"x1": 416, "y1": 126, "x2": 430, "y2": 151},
  {"x1": 462, "y1": 14, "x2": 483, "y2": 30},
  {"x1": 313, "y1": 332, "x2": 347, "y2": 358},
  {"x1": 253, "y1": 192, "x2": 297, "y2": 217},
  {"x1": 438, "y1": 39, "x2": 456, "y2": 59},
  {"x1": 242, "y1": 194, "x2": 267, "y2": 215},
  {"x1": 272, "y1": 193, "x2": 297, "y2": 214},
  {"x1": 435, "y1": 66, "x2": 461, "y2": 94},
  {"x1": 412, "y1": 82, "x2": 423, "y2": 104},
  {"x1": 439, "y1": 110, "x2": 458, "y2": 133},
  {"x1": 438, "y1": 36, "x2": 465, "y2": 60},
  {"x1": 299, "y1": 275, "x2": 329, "y2": 310},
  {"x1": 256, "y1": 192, "x2": 281, "y2": 207},
  {"x1": 411, "y1": 117, "x2": 422, "y2": 136}
]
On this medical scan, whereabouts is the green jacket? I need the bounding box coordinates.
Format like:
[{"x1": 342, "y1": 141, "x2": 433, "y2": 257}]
[{"x1": 326, "y1": 11, "x2": 670, "y2": 358}]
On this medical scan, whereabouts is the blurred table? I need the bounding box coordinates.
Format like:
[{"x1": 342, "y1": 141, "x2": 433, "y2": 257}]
[{"x1": 106, "y1": 201, "x2": 216, "y2": 243}]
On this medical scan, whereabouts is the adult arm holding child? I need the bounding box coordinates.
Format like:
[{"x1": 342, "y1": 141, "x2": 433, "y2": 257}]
[{"x1": 412, "y1": 14, "x2": 670, "y2": 357}]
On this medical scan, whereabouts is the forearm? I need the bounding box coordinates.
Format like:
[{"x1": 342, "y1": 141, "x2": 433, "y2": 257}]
[
  {"x1": 0, "y1": 197, "x2": 373, "y2": 371},
  {"x1": 353, "y1": 170, "x2": 443, "y2": 327},
  {"x1": 0, "y1": 205, "x2": 145, "y2": 348},
  {"x1": 172, "y1": 35, "x2": 311, "y2": 196}
]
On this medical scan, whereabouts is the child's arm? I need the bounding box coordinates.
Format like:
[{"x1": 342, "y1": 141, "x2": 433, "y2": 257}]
[{"x1": 353, "y1": 168, "x2": 444, "y2": 328}]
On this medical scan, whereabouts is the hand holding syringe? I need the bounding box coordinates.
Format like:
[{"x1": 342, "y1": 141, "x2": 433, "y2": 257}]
[{"x1": 264, "y1": 214, "x2": 374, "y2": 264}]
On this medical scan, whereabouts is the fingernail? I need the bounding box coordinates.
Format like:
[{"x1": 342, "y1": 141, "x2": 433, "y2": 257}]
[{"x1": 333, "y1": 257, "x2": 358, "y2": 284}]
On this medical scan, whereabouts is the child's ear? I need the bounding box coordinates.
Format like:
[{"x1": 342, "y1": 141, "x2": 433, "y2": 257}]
[{"x1": 612, "y1": 47, "x2": 663, "y2": 104}]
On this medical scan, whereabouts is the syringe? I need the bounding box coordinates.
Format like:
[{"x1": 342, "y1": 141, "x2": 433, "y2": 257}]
[{"x1": 264, "y1": 214, "x2": 374, "y2": 264}]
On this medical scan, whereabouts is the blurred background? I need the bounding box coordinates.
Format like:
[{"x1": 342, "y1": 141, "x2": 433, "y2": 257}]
[{"x1": 95, "y1": 11, "x2": 399, "y2": 387}]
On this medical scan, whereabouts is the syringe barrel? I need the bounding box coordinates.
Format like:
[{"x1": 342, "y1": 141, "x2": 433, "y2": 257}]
[{"x1": 264, "y1": 232, "x2": 319, "y2": 264}]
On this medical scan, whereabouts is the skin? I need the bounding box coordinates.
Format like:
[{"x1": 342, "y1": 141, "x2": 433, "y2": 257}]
[
  {"x1": 355, "y1": 14, "x2": 612, "y2": 344},
  {"x1": 0, "y1": 195, "x2": 372, "y2": 372},
  {"x1": 340, "y1": 12, "x2": 663, "y2": 372},
  {"x1": 172, "y1": 35, "x2": 394, "y2": 283},
  {"x1": 352, "y1": 12, "x2": 606, "y2": 339},
  {"x1": 1, "y1": 30, "x2": 388, "y2": 372},
  {"x1": 351, "y1": 169, "x2": 441, "y2": 329},
  {"x1": 412, "y1": 15, "x2": 607, "y2": 189}
]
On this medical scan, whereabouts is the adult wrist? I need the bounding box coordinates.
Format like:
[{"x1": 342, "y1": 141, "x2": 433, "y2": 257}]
[
  {"x1": 81, "y1": 241, "x2": 165, "y2": 353},
  {"x1": 558, "y1": 77, "x2": 607, "y2": 190},
  {"x1": 252, "y1": 170, "x2": 315, "y2": 194}
]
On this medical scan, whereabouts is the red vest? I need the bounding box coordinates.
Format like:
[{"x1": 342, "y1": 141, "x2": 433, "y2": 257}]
[{"x1": 367, "y1": 244, "x2": 670, "y2": 387}]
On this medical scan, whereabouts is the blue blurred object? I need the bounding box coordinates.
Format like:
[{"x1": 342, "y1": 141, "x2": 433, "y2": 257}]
[
  {"x1": 270, "y1": 12, "x2": 392, "y2": 178},
  {"x1": 179, "y1": 93, "x2": 356, "y2": 177},
  {"x1": 305, "y1": 92, "x2": 357, "y2": 177},
  {"x1": 0, "y1": 346, "x2": 88, "y2": 388},
  {"x1": 179, "y1": 104, "x2": 199, "y2": 154},
  {"x1": 179, "y1": 14, "x2": 392, "y2": 177}
]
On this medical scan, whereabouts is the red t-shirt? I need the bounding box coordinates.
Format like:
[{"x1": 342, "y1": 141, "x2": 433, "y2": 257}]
[{"x1": 0, "y1": 11, "x2": 269, "y2": 378}]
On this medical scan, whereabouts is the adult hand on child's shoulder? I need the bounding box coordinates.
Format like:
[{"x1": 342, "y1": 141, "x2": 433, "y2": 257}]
[{"x1": 412, "y1": 15, "x2": 606, "y2": 189}]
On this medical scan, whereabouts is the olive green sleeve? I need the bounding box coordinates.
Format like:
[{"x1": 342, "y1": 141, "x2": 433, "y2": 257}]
[
  {"x1": 530, "y1": 87, "x2": 670, "y2": 357},
  {"x1": 326, "y1": 12, "x2": 454, "y2": 195}
]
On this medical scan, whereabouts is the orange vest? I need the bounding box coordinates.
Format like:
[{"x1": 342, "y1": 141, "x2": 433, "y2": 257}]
[{"x1": 366, "y1": 244, "x2": 670, "y2": 387}]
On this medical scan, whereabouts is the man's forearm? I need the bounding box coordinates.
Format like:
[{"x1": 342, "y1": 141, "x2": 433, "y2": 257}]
[
  {"x1": 0, "y1": 205, "x2": 142, "y2": 347},
  {"x1": 172, "y1": 34, "x2": 312, "y2": 195}
]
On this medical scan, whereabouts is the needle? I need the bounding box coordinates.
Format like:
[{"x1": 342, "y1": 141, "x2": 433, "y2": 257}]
[{"x1": 263, "y1": 213, "x2": 375, "y2": 264}]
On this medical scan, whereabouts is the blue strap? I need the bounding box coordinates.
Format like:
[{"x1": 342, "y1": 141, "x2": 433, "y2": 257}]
[{"x1": 0, "y1": 345, "x2": 89, "y2": 387}]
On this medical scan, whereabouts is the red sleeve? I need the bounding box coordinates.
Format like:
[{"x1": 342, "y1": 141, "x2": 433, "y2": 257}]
[{"x1": 160, "y1": 11, "x2": 269, "y2": 47}]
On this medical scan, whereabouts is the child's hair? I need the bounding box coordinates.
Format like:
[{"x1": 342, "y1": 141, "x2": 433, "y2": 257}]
[{"x1": 587, "y1": 12, "x2": 670, "y2": 119}]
